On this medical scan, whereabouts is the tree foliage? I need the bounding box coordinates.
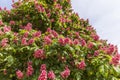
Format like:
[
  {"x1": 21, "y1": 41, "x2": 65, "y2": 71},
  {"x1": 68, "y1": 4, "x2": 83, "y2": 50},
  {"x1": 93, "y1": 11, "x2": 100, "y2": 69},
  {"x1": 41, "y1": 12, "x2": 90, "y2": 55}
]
[{"x1": 0, "y1": 0, "x2": 120, "y2": 80}]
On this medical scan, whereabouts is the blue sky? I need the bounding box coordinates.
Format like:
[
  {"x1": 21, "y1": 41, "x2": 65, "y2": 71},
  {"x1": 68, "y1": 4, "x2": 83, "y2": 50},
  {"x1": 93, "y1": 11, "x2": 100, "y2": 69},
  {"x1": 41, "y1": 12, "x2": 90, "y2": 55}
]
[{"x1": 0, "y1": 0, "x2": 120, "y2": 52}]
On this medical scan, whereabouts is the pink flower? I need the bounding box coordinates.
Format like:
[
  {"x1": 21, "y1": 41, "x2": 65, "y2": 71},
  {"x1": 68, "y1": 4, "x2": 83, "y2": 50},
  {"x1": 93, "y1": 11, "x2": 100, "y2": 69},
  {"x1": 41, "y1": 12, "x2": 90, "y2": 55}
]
[
  {"x1": 1, "y1": 38, "x2": 8, "y2": 47},
  {"x1": 21, "y1": 37, "x2": 28, "y2": 45},
  {"x1": 60, "y1": 68, "x2": 70, "y2": 79},
  {"x1": 80, "y1": 39, "x2": 86, "y2": 46},
  {"x1": 16, "y1": 70, "x2": 24, "y2": 79},
  {"x1": 24, "y1": 23, "x2": 32, "y2": 31},
  {"x1": 26, "y1": 62, "x2": 34, "y2": 77},
  {"x1": 110, "y1": 53, "x2": 120, "y2": 66},
  {"x1": 33, "y1": 49, "x2": 44, "y2": 59},
  {"x1": 48, "y1": 71, "x2": 55, "y2": 80},
  {"x1": 33, "y1": 31, "x2": 41, "y2": 38},
  {"x1": 44, "y1": 36, "x2": 52, "y2": 45},
  {"x1": 64, "y1": 38, "x2": 70, "y2": 44},
  {"x1": 77, "y1": 60, "x2": 86, "y2": 70},
  {"x1": 47, "y1": 13, "x2": 51, "y2": 18},
  {"x1": 59, "y1": 38, "x2": 65, "y2": 46},
  {"x1": 9, "y1": 20, "x2": 15, "y2": 25},
  {"x1": 38, "y1": 70, "x2": 47, "y2": 80},
  {"x1": 0, "y1": 20, "x2": 3, "y2": 26},
  {"x1": 12, "y1": 0, "x2": 14, "y2": 3},
  {"x1": 87, "y1": 42, "x2": 94, "y2": 49},
  {"x1": 107, "y1": 44, "x2": 115, "y2": 55},
  {"x1": 3, "y1": 26, "x2": 11, "y2": 33},
  {"x1": 47, "y1": 28, "x2": 52, "y2": 33},
  {"x1": 91, "y1": 33, "x2": 99, "y2": 41},
  {"x1": 40, "y1": 64, "x2": 46, "y2": 71},
  {"x1": 94, "y1": 51, "x2": 99, "y2": 56},
  {"x1": 35, "y1": 4, "x2": 45, "y2": 13},
  {"x1": 73, "y1": 39, "x2": 79, "y2": 45},
  {"x1": 51, "y1": 30, "x2": 58, "y2": 38},
  {"x1": 55, "y1": 4, "x2": 62, "y2": 9},
  {"x1": 75, "y1": 32, "x2": 79, "y2": 38},
  {"x1": 0, "y1": 30, "x2": 4, "y2": 35},
  {"x1": 28, "y1": 38, "x2": 34, "y2": 45},
  {"x1": 23, "y1": 32, "x2": 29, "y2": 38},
  {"x1": 0, "y1": 7, "x2": 2, "y2": 11}
]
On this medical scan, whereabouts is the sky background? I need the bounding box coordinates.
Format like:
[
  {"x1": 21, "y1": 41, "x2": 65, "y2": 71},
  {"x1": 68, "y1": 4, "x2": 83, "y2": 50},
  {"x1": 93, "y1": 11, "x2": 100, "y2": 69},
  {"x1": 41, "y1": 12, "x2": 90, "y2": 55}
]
[{"x1": 0, "y1": 0, "x2": 120, "y2": 52}]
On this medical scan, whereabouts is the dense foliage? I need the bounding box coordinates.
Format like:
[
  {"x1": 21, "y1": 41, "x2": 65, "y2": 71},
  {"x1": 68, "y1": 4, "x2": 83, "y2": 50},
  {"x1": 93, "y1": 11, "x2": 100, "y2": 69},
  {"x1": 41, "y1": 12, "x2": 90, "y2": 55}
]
[{"x1": 0, "y1": 0, "x2": 120, "y2": 80}]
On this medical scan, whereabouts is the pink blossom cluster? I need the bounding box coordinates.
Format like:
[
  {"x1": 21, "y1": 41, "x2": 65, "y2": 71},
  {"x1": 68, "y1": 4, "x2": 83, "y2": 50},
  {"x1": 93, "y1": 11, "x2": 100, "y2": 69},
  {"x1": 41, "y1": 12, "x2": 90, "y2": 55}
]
[
  {"x1": 111, "y1": 53, "x2": 120, "y2": 66},
  {"x1": 34, "y1": 1, "x2": 45, "y2": 13},
  {"x1": 48, "y1": 71, "x2": 55, "y2": 80},
  {"x1": 59, "y1": 37, "x2": 80, "y2": 46},
  {"x1": 77, "y1": 60, "x2": 86, "y2": 70},
  {"x1": 1, "y1": 38, "x2": 8, "y2": 47},
  {"x1": 38, "y1": 70, "x2": 47, "y2": 80},
  {"x1": 47, "y1": 28, "x2": 58, "y2": 38},
  {"x1": 44, "y1": 36, "x2": 52, "y2": 45},
  {"x1": 33, "y1": 31, "x2": 41, "y2": 38},
  {"x1": 26, "y1": 62, "x2": 34, "y2": 77},
  {"x1": 33, "y1": 49, "x2": 45, "y2": 59},
  {"x1": 100, "y1": 44, "x2": 117, "y2": 55},
  {"x1": 91, "y1": 33, "x2": 99, "y2": 41},
  {"x1": 55, "y1": 4, "x2": 62, "y2": 9},
  {"x1": 87, "y1": 42, "x2": 94, "y2": 49},
  {"x1": 9, "y1": 20, "x2": 15, "y2": 25},
  {"x1": 3, "y1": 26, "x2": 11, "y2": 33},
  {"x1": 24, "y1": 23, "x2": 32, "y2": 31},
  {"x1": 40, "y1": 64, "x2": 46, "y2": 71},
  {"x1": 0, "y1": 20, "x2": 3, "y2": 26},
  {"x1": 60, "y1": 68, "x2": 70, "y2": 79},
  {"x1": 16, "y1": 70, "x2": 24, "y2": 79}
]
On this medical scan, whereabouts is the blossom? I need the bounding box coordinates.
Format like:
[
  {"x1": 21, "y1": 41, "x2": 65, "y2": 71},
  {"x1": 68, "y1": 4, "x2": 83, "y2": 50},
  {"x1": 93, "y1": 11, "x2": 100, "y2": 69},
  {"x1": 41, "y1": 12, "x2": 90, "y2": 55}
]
[
  {"x1": 26, "y1": 62, "x2": 34, "y2": 77},
  {"x1": 51, "y1": 30, "x2": 58, "y2": 38},
  {"x1": 106, "y1": 44, "x2": 115, "y2": 55},
  {"x1": 64, "y1": 38, "x2": 70, "y2": 44},
  {"x1": 1, "y1": 38, "x2": 8, "y2": 47},
  {"x1": 80, "y1": 39, "x2": 86, "y2": 46},
  {"x1": 0, "y1": 20, "x2": 3, "y2": 26},
  {"x1": 21, "y1": 37, "x2": 28, "y2": 45},
  {"x1": 91, "y1": 33, "x2": 99, "y2": 41},
  {"x1": 24, "y1": 23, "x2": 32, "y2": 31},
  {"x1": 60, "y1": 68, "x2": 70, "y2": 79},
  {"x1": 33, "y1": 49, "x2": 44, "y2": 59},
  {"x1": 73, "y1": 39, "x2": 79, "y2": 45},
  {"x1": 47, "y1": 28, "x2": 52, "y2": 33},
  {"x1": 44, "y1": 36, "x2": 52, "y2": 45},
  {"x1": 0, "y1": 30, "x2": 4, "y2": 35},
  {"x1": 35, "y1": 4, "x2": 45, "y2": 13},
  {"x1": 77, "y1": 60, "x2": 86, "y2": 70},
  {"x1": 23, "y1": 32, "x2": 29, "y2": 38},
  {"x1": 3, "y1": 26, "x2": 11, "y2": 33},
  {"x1": 87, "y1": 42, "x2": 94, "y2": 49},
  {"x1": 48, "y1": 71, "x2": 55, "y2": 80},
  {"x1": 16, "y1": 70, "x2": 24, "y2": 79},
  {"x1": 58, "y1": 38, "x2": 65, "y2": 46},
  {"x1": 75, "y1": 32, "x2": 79, "y2": 38},
  {"x1": 55, "y1": 4, "x2": 62, "y2": 9},
  {"x1": 33, "y1": 31, "x2": 41, "y2": 38},
  {"x1": 9, "y1": 20, "x2": 15, "y2": 25},
  {"x1": 110, "y1": 53, "x2": 120, "y2": 66},
  {"x1": 38, "y1": 70, "x2": 47, "y2": 80},
  {"x1": 94, "y1": 51, "x2": 99, "y2": 56},
  {"x1": 28, "y1": 38, "x2": 34, "y2": 45},
  {"x1": 40, "y1": 64, "x2": 46, "y2": 71}
]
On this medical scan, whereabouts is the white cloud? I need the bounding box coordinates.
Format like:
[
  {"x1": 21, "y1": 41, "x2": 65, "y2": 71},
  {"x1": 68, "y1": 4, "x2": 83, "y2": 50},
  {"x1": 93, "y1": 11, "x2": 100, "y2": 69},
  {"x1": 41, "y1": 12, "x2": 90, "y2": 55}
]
[{"x1": 72, "y1": 0, "x2": 120, "y2": 52}]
